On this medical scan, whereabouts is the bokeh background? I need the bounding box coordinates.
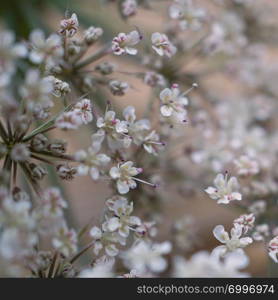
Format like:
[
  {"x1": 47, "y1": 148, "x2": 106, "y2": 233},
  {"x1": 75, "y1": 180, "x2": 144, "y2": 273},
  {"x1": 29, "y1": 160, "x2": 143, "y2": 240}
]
[{"x1": 1, "y1": 0, "x2": 278, "y2": 276}]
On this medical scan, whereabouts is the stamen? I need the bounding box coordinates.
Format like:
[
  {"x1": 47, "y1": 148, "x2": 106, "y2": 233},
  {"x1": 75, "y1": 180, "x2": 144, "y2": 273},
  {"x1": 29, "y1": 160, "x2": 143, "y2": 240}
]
[
  {"x1": 132, "y1": 177, "x2": 156, "y2": 188},
  {"x1": 181, "y1": 83, "x2": 198, "y2": 97}
]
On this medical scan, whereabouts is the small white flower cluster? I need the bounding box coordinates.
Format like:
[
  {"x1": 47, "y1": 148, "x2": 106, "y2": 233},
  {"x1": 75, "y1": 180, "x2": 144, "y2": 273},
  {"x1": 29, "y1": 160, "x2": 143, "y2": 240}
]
[
  {"x1": 34, "y1": 188, "x2": 78, "y2": 257},
  {"x1": 89, "y1": 196, "x2": 142, "y2": 259},
  {"x1": 55, "y1": 99, "x2": 93, "y2": 130},
  {"x1": 169, "y1": 0, "x2": 206, "y2": 31}
]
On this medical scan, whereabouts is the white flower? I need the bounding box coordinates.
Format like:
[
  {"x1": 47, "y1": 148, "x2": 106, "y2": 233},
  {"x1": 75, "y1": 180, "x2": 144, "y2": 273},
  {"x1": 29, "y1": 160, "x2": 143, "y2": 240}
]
[
  {"x1": 0, "y1": 228, "x2": 37, "y2": 260},
  {"x1": 143, "y1": 130, "x2": 164, "y2": 156},
  {"x1": 79, "y1": 261, "x2": 114, "y2": 278},
  {"x1": 159, "y1": 84, "x2": 188, "y2": 118},
  {"x1": 20, "y1": 69, "x2": 53, "y2": 106},
  {"x1": 173, "y1": 250, "x2": 249, "y2": 277},
  {"x1": 75, "y1": 146, "x2": 110, "y2": 180},
  {"x1": 109, "y1": 161, "x2": 143, "y2": 194},
  {"x1": 144, "y1": 71, "x2": 166, "y2": 88},
  {"x1": 234, "y1": 155, "x2": 259, "y2": 176},
  {"x1": 112, "y1": 30, "x2": 141, "y2": 55},
  {"x1": 55, "y1": 111, "x2": 82, "y2": 130},
  {"x1": 73, "y1": 99, "x2": 93, "y2": 125},
  {"x1": 96, "y1": 110, "x2": 130, "y2": 150},
  {"x1": 45, "y1": 76, "x2": 71, "y2": 98},
  {"x1": 29, "y1": 30, "x2": 63, "y2": 65},
  {"x1": 248, "y1": 200, "x2": 266, "y2": 216},
  {"x1": 252, "y1": 224, "x2": 269, "y2": 241},
  {"x1": 122, "y1": 240, "x2": 172, "y2": 274},
  {"x1": 169, "y1": 0, "x2": 205, "y2": 31},
  {"x1": 233, "y1": 214, "x2": 255, "y2": 234},
  {"x1": 103, "y1": 197, "x2": 141, "y2": 238},
  {"x1": 123, "y1": 106, "x2": 150, "y2": 144},
  {"x1": 213, "y1": 224, "x2": 253, "y2": 256},
  {"x1": 151, "y1": 32, "x2": 177, "y2": 58},
  {"x1": 268, "y1": 236, "x2": 278, "y2": 263},
  {"x1": 59, "y1": 13, "x2": 79, "y2": 37},
  {"x1": 122, "y1": 0, "x2": 138, "y2": 17},
  {"x1": 41, "y1": 187, "x2": 67, "y2": 217},
  {"x1": 0, "y1": 30, "x2": 27, "y2": 81},
  {"x1": 90, "y1": 226, "x2": 102, "y2": 240},
  {"x1": 205, "y1": 173, "x2": 242, "y2": 204}
]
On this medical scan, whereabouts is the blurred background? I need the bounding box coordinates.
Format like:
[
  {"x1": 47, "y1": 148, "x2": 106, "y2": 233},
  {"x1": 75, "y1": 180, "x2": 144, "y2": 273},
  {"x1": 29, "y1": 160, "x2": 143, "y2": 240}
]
[{"x1": 1, "y1": 0, "x2": 278, "y2": 276}]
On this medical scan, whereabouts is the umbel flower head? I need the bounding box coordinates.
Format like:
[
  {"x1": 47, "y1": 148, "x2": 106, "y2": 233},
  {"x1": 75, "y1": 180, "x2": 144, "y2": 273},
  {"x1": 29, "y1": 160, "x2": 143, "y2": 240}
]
[{"x1": 205, "y1": 172, "x2": 242, "y2": 204}]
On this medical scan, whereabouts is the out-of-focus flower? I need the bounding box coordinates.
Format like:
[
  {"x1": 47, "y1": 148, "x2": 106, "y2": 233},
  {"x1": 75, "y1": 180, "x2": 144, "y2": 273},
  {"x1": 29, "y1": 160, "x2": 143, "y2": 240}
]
[
  {"x1": 29, "y1": 30, "x2": 63, "y2": 66},
  {"x1": 84, "y1": 26, "x2": 103, "y2": 45},
  {"x1": 122, "y1": 0, "x2": 138, "y2": 18},
  {"x1": 144, "y1": 71, "x2": 167, "y2": 88},
  {"x1": 55, "y1": 111, "x2": 82, "y2": 130},
  {"x1": 248, "y1": 200, "x2": 266, "y2": 216},
  {"x1": 112, "y1": 30, "x2": 141, "y2": 55},
  {"x1": 205, "y1": 173, "x2": 242, "y2": 204},
  {"x1": 41, "y1": 188, "x2": 67, "y2": 217},
  {"x1": 268, "y1": 236, "x2": 278, "y2": 263},
  {"x1": 52, "y1": 224, "x2": 78, "y2": 257},
  {"x1": 20, "y1": 69, "x2": 53, "y2": 108},
  {"x1": 234, "y1": 155, "x2": 259, "y2": 176},
  {"x1": 252, "y1": 224, "x2": 269, "y2": 241},
  {"x1": 151, "y1": 32, "x2": 177, "y2": 58},
  {"x1": 213, "y1": 224, "x2": 253, "y2": 256},
  {"x1": 0, "y1": 30, "x2": 27, "y2": 82},
  {"x1": 159, "y1": 84, "x2": 188, "y2": 118},
  {"x1": 75, "y1": 146, "x2": 110, "y2": 180},
  {"x1": 122, "y1": 240, "x2": 172, "y2": 274},
  {"x1": 173, "y1": 250, "x2": 249, "y2": 277},
  {"x1": 169, "y1": 0, "x2": 206, "y2": 31},
  {"x1": 79, "y1": 261, "x2": 114, "y2": 278}
]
